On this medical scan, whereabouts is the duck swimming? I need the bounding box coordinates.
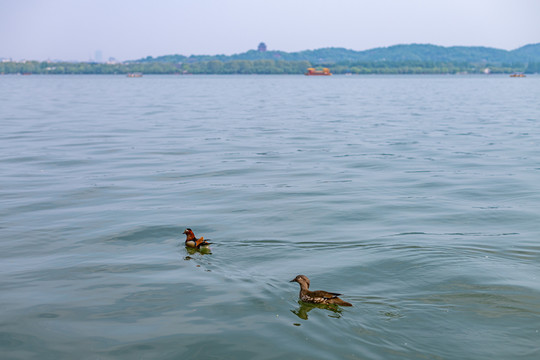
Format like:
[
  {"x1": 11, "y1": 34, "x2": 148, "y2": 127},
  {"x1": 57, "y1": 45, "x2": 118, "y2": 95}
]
[
  {"x1": 290, "y1": 275, "x2": 352, "y2": 306},
  {"x1": 183, "y1": 228, "x2": 211, "y2": 249}
]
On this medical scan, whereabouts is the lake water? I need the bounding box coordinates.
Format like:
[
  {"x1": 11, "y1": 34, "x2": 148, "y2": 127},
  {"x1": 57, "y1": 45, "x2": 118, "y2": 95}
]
[{"x1": 1, "y1": 74, "x2": 539, "y2": 359}]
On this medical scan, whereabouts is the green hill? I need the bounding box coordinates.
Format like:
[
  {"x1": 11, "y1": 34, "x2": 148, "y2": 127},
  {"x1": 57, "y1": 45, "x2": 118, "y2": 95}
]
[
  {"x1": 134, "y1": 43, "x2": 540, "y2": 64},
  {"x1": 3, "y1": 43, "x2": 539, "y2": 75}
]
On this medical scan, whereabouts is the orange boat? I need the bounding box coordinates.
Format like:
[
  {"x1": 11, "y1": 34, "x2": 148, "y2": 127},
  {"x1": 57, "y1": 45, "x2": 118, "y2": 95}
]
[{"x1": 305, "y1": 67, "x2": 332, "y2": 76}]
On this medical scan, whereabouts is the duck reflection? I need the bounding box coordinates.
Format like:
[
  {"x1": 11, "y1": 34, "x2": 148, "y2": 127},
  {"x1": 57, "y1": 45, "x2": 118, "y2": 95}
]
[
  {"x1": 184, "y1": 246, "x2": 212, "y2": 260},
  {"x1": 291, "y1": 300, "x2": 343, "y2": 320}
]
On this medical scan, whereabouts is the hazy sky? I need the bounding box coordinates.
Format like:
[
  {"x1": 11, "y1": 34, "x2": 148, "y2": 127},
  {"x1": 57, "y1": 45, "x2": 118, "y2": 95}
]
[{"x1": 1, "y1": 0, "x2": 539, "y2": 61}]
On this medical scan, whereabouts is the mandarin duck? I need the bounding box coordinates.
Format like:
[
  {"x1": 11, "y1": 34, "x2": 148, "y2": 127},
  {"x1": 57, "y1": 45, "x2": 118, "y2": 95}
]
[
  {"x1": 183, "y1": 228, "x2": 211, "y2": 249},
  {"x1": 290, "y1": 275, "x2": 352, "y2": 306}
]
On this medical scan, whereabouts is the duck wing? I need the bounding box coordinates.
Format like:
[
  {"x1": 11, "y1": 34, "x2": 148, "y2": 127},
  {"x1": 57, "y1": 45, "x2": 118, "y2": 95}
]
[
  {"x1": 195, "y1": 237, "x2": 212, "y2": 248},
  {"x1": 310, "y1": 290, "x2": 342, "y2": 300},
  {"x1": 309, "y1": 290, "x2": 352, "y2": 306}
]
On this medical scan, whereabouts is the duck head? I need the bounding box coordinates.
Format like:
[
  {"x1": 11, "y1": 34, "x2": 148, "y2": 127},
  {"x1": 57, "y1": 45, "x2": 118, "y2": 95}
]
[
  {"x1": 290, "y1": 275, "x2": 310, "y2": 288},
  {"x1": 183, "y1": 228, "x2": 195, "y2": 240}
]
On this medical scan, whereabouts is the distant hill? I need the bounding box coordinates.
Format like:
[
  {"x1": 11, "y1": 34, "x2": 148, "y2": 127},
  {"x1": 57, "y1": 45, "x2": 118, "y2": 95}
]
[
  {"x1": 3, "y1": 43, "x2": 538, "y2": 75},
  {"x1": 133, "y1": 43, "x2": 540, "y2": 64}
]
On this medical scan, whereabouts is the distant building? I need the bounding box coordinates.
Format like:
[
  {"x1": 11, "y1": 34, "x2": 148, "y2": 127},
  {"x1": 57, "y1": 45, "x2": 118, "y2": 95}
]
[
  {"x1": 94, "y1": 50, "x2": 103, "y2": 63},
  {"x1": 257, "y1": 42, "x2": 267, "y2": 52}
]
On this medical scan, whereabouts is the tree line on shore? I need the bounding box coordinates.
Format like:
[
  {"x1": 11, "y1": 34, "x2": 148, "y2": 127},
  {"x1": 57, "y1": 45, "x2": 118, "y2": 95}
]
[{"x1": 1, "y1": 59, "x2": 538, "y2": 75}]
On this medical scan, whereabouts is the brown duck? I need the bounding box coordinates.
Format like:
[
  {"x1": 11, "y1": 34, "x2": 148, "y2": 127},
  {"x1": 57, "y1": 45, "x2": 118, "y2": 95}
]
[
  {"x1": 290, "y1": 275, "x2": 352, "y2": 306},
  {"x1": 183, "y1": 228, "x2": 211, "y2": 249}
]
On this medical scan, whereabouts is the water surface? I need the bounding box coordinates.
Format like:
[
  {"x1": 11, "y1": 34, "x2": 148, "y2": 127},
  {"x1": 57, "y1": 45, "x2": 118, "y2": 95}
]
[{"x1": 1, "y1": 74, "x2": 539, "y2": 359}]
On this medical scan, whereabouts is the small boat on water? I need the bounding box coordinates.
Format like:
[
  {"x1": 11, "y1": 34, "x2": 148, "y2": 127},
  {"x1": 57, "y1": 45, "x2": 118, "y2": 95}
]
[
  {"x1": 305, "y1": 67, "x2": 332, "y2": 76},
  {"x1": 127, "y1": 72, "x2": 143, "y2": 78},
  {"x1": 510, "y1": 73, "x2": 526, "y2": 77}
]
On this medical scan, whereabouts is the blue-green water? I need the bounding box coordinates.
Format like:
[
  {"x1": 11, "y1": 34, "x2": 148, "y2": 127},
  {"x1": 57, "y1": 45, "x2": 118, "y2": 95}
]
[{"x1": 1, "y1": 74, "x2": 539, "y2": 359}]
